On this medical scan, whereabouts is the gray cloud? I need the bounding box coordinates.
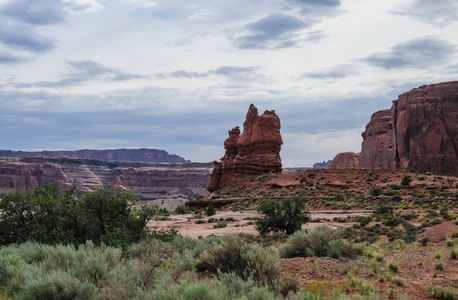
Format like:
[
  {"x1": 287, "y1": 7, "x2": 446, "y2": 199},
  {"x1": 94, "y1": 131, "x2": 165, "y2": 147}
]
[
  {"x1": 234, "y1": 14, "x2": 309, "y2": 50},
  {"x1": 0, "y1": 52, "x2": 26, "y2": 65},
  {"x1": 0, "y1": 24, "x2": 56, "y2": 52},
  {"x1": 303, "y1": 64, "x2": 359, "y2": 79},
  {"x1": 392, "y1": 0, "x2": 458, "y2": 27},
  {"x1": 0, "y1": 0, "x2": 102, "y2": 58},
  {"x1": 157, "y1": 66, "x2": 260, "y2": 79},
  {"x1": 0, "y1": 0, "x2": 103, "y2": 25},
  {"x1": 364, "y1": 37, "x2": 455, "y2": 69},
  {"x1": 0, "y1": 0, "x2": 67, "y2": 25},
  {"x1": 19, "y1": 60, "x2": 146, "y2": 88},
  {"x1": 288, "y1": 0, "x2": 340, "y2": 7}
]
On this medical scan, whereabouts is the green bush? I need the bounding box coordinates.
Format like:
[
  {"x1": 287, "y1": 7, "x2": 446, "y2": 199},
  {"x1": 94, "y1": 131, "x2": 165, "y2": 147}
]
[
  {"x1": 212, "y1": 221, "x2": 227, "y2": 229},
  {"x1": 196, "y1": 235, "x2": 297, "y2": 296},
  {"x1": 256, "y1": 197, "x2": 310, "y2": 235},
  {"x1": 429, "y1": 286, "x2": 458, "y2": 299},
  {"x1": 174, "y1": 204, "x2": 189, "y2": 214},
  {"x1": 401, "y1": 175, "x2": 412, "y2": 186},
  {"x1": 206, "y1": 203, "x2": 216, "y2": 216},
  {"x1": 0, "y1": 184, "x2": 158, "y2": 248},
  {"x1": 279, "y1": 226, "x2": 362, "y2": 259}
]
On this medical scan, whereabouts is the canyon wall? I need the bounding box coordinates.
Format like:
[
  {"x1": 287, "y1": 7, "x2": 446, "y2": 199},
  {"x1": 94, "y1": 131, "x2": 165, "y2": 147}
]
[
  {"x1": 330, "y1": 81, "x2": 458, "y2": 175},
  {"x1": 0, "y1": 157, "x2": 212, "y2": 202}
]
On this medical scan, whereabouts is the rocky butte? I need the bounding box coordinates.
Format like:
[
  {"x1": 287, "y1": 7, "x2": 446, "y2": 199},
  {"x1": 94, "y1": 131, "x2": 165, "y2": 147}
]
[
  {"x1": 206, "y1": 104, "x2": 283, "y2": 192},
  {"x1": 330, "y1": 81, "x2": 458, "y2": 176}
]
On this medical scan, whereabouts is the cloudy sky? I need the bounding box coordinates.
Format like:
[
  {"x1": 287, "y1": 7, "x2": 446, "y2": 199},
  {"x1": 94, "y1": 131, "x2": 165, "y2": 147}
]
[{"x1": 1, "y1": 0, "x2": 458, "y2": 167}]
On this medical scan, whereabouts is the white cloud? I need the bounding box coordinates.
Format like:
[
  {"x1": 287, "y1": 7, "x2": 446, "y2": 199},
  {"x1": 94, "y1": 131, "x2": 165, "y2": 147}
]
[{"x1": 126, "y1": 0, "x2": 156, "y2": 8}]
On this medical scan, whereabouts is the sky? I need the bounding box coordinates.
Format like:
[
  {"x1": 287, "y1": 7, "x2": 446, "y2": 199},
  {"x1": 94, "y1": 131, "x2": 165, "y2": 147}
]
[{"x1": 1, "y1": 0, "x2": 458, "y2": 167}]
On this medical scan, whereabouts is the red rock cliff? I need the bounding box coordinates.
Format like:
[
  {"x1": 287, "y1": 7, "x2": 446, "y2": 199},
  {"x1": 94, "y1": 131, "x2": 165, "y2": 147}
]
[
  {"x1": 206, "y1": 104, "x2": 283, "y2": 192},
  {"x1": 330, "y1": 81, "x2": 458, "y2": 175},
  {"x1": 329, "y1": 152, "x2": 360, "y2": 169}
]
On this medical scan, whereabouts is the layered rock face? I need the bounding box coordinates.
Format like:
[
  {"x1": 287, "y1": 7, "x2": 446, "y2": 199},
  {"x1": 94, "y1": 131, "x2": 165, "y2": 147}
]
[
  {"x1": 206, "y1": 104, "x2": 283, "y2": 192},
  {"x1": 329, "y1": 152, "x2": 360, "y2": 169},
  {"x1": 0, "y1": 148, "x2": 189, "y2": 163},
  {"x1": 0, "y1": 157, "x2": 212, "y2": 201},
  {"x1": 330, "y1": 81, "x2": 458, "y2": 175},
  {"x1": 359, "y1": 109, "x2": 396, "y2": 169}
]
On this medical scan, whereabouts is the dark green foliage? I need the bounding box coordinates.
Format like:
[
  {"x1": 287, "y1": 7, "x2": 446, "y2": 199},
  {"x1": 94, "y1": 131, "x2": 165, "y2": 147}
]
[
  {"x1": 0, "y1": 184, "x2": 158, "y2": 248},
  {"x1": 391, "y1": 195, "x2": 403, "y2": 202},
  {"x1": 256, "y1": 197, "x2": 310, "y2": 235},
  {"x1": 419, "y1": 237, "x2": 431, "y2": 246},
  {"x1": 371, "y1": 188, "x2": 382, "y2": 196},
  {"x1": 374, "y1": 202, "x2": 394, "y2": 216},
  {"x1": 391, "y1": 184, "x2": 402, "y2": 190},
  {"x1": 206, "y1": 203, "x2": 216, "y2": 216},
  {"x1": 401, "y1": 175, "x2": 412, "y2": 186}
]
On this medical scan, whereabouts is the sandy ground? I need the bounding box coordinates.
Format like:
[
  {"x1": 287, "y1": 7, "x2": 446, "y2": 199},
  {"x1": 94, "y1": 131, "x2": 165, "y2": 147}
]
[{"x1": 148, "y1": 210, "x2": 373, "y2": 238}]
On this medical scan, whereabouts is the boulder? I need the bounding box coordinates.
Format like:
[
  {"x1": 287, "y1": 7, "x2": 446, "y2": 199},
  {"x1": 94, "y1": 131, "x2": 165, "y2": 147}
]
[{"x1": 329, "y1": 152, "x2": 360, "y2": 169}]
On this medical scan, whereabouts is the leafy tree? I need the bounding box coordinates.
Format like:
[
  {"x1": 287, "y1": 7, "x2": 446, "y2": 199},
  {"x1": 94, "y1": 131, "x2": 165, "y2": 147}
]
[
  {"x1": 0, "y1": 184, "x2": 158, "y2": 248},
  {"x1": 256, "y1": 197, "x2": 310, "y2": 235},
  {"x1": 206, "y1": 203, "x2": 216, "y2": 216}
]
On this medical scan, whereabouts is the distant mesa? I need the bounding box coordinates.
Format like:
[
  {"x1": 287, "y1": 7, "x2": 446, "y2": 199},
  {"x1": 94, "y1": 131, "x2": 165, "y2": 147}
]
[
  {"x1": 206, "y1": 104, "x2": 283, "y2": 192},
  {"x1": 330, "y1": 81, "x2": 458, "y2": 176},
  {"x1": 313, "y1": 160, "x2": 332, "y2": 169},
  {"x1": 0, "y1": 148, "x2": 190, "y2": 163}
]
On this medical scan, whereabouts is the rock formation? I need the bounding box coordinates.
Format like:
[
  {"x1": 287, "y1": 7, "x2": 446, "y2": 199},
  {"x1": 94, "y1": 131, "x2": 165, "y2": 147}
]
[
  {"x1": 359, "y1": 109, "x2": 395, "y2": 169},
  {"x1": 330, "y1": 81, "x2": 458, "y2": 175},
  {"x1": 0, "y1": 148, "x2": 189, "y2": 163},
  {"x1": 206, "y1": 104, "x2": 283, "y2": 192},
  {"x1": 329, "y1": 152, "x2": 360, "y2": 169},
  {"x1": 0, "y1": 157, "x2": 212, "y2": 201}
]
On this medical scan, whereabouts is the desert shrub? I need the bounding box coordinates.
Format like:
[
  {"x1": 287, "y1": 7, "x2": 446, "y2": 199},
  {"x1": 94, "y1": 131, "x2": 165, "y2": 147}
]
[
  {"x1": 212, "y1": 221, "x2": 227, "y2": 229},
  {"x1": 431, "y1": 218, "x2": 442, "y2": 226},
  {"x1": 429, "y1": 286, "x2": 458, "y2": 299},
  {"x1": 206, "y1": 203, "x2": 216, "y2": 216},
  {"x1": 195, "y1": 235, "x2": 297, "y2": 296},
  {"x1": 392, "y1": 195, "x2": 403, "y2": 202},
  {"x1": 374, "y1": 203, "x2": 394, "y2": 216},
  {"x1": 0, "y1": 241, "x2": 124, "y2": 299},
  {"x1": 371, "y1": 188, "x2": 382, "y2": 196},
  {"x1": 383, "y1": 190, "x2": 398, "y2": 196},
  {"x1": 391, "y1": 184, "x2": 402, "y2": 190},
  {"x1": 256, "y1": 197, "x2": 310, "y2": 235},
  {"x1": 401, "y1": 175, "x2": 412, "y2": 186},
  {"x1": 450, "y1": 248, "x2": 458, "y2": 259},
  {"x1": 174, "y1": 204, "x2": 189, "y2": 214},
  {"x1": 419, "y1": 237, "x2": 431, "y2": 246},
  {"x1": 399, "y1": 211, "x2": 417, "y2": 220},
  {"x1": 279, "y1": 226, "x2": 361, "y2": 259},
  {"x1": 386, "y1": 258, "x2": 402, "y2": 273}
]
